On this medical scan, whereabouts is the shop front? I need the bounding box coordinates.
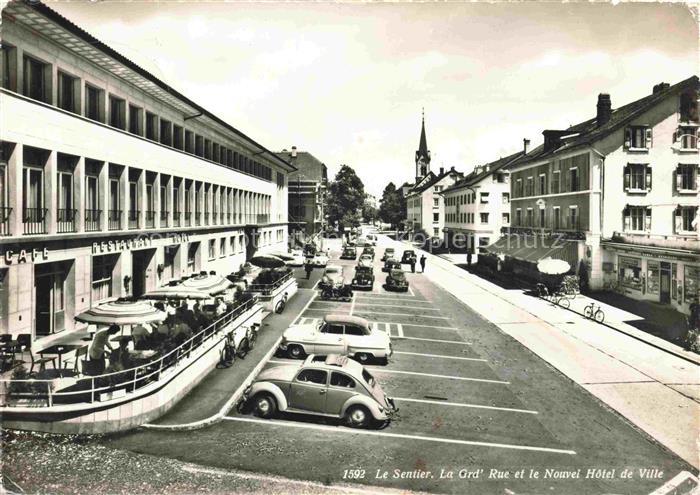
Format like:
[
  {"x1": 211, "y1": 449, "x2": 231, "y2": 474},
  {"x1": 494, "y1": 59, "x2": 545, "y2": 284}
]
[{"x1": 602, "y1": 241, "x2": 699, "y2": 315}]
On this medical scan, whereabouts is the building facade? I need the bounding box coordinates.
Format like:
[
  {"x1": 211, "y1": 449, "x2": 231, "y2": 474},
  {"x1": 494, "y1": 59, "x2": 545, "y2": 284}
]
[
  {"x1": 0, "y1": 2, "x2": 294, "y2": 342},
  {"x1": 406, "y1": 168, "x2": 463, "y2": 238},
  {"x1": 499, "y1": 77, "x2": 699, "y2": 314},
  {"x1": 442, "y1": 150, "x2": 521, "y2": 253},
  {"x1": 275, "y1": 147, "x2": 327, "y2": 242}
]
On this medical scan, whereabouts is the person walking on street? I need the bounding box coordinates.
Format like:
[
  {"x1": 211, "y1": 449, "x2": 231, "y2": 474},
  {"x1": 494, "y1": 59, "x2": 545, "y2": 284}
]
[
  {"x1": 420, "y1": 255, "x2": 426, "y2": 273},
  {"x1": 305, "y1": 260, "x2": 313, "y2": 279},
  {"x1": 466, "y1": 251, "x2": 472, "y2": 267},
  {"x1": 410, "y1": 257, "x2": 416, "y2": 273}
]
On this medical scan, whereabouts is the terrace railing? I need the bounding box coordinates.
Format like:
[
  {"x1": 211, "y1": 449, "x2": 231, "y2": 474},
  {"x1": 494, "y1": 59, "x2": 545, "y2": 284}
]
[
  {"x1": 57, "y1": 208, "x2": 77, "y2": 233},
  {"x1": 0, "y1": 297, "x2": 258, "y2": 408},
  {"x1": 22, "y1": 207, "x2": 48, "y2": 235},
  {"x1": 0, "y1": 206, "x2": 12, "y2": 236},
  {"x1": 85, "y1": 209, "x2": 101, "y2": 232}
]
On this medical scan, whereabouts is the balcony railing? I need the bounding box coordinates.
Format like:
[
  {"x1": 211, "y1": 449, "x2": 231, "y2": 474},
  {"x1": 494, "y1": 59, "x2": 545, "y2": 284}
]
[
  {"x1": 160, "y1": 210, "x2": 168, "y2": 227},
  {"x1": 85, "y1": 209, "x2": 101, "y2": 232},
  {"x1": 128, "y1": 210, "x2": 140, "y2": 229},
  {"x1": 173, "y1": 211, "x2": 181, "y2": 227},
  {"x1": 204, "y1": 211, "x2": 210, "y2": 225},
  {"x1": 195, "y1": 212, "x2": 201, "y2": 226},
  {"x1": 108, "y1": 210, "x2": 122, "y2": 231},
  {"x1": 57, "y1": 208, "x2": 77, "y2": 233},
  {"x1": 145, "y1": 210, "x2": 155, "y2": 229},
  {"x1": 0, "y1": 207, "x2": 12, "y2": 236},
  {"x1": 212, "y1": 211, "x2": 217, "y2": 225},
  {"x1": 23, "y1": 207, "x2": 48, "y2": 235},
  {"x1": 220, "y1": 212, "x2": 225, "y2": 224},
  {"x1": 184, "y1": 211, "x2": 192, "y2": 226},
  {"x1": 226, "y1": 212, "x2": 231, "y2": 224},
  {"x1": 0, "y1": 297, "x2": 259, "y2": 408}
]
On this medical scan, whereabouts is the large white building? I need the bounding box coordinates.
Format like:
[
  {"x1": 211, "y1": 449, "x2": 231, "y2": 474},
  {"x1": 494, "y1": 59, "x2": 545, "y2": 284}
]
[
  {"x1": 442, "y1": 149, "x2": 523, "y2": 253},
  {"x1": 0, "y1": 2, "x2": 295, "y2": 343}
]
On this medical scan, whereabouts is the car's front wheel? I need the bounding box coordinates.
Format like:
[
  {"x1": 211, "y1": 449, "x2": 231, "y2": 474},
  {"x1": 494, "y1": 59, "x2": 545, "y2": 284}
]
[
  {"x1": 287, "y1": 344, "x2": 306, "y2": 359},
  {"x1": 345, "y1": 405, "x2": 371, "y2": 428},
  {"x1": 253, "y1": 393, "x2": 278, "y2": 419}
]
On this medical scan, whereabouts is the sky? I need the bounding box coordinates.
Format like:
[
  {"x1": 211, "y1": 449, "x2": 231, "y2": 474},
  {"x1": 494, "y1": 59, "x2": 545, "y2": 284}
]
[{"x1": 50, "y1": 2, "x2": 698, "y2": 197}]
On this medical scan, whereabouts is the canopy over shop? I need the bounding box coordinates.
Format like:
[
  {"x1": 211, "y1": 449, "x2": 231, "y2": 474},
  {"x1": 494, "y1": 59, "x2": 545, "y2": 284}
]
[{"x1": 481, "y1": 234, "x2": 580, "y2": 279}]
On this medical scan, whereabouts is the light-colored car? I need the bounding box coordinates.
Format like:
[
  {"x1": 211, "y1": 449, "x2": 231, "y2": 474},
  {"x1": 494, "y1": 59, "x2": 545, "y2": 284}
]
[
  {"x1": 244, "y1": 354, "x2": 398, "y2": 428},
  {"x1": 269, "y1": 250, "x2": 305, "y2": 267},
  {"x1": 364, "y1": 234, "x2": 377, "y2": 246},
  {"x1": 312, "y1": 252, "x2": 329, "y2": 267},
  {"x1": 280, "y1": 314, "x2": 392, "y2": 363},
  {"x1": 358, "y1": 253, "x2": 373, "y2": 264},
  {"x1": 320, "y1": 264, "x2": 345, "y2": 290}
]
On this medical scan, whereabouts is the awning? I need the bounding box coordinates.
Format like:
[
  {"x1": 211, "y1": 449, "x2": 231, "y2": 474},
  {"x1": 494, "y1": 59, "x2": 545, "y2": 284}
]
[
  {"x1": 75, "y1": 300, "x2": 167, "y2": 325},
  {"x1": 180, "y1": 274, "x2": 234, "y2": 295},
  {"x1": 484, "y1": 234, "x2": 579, "y2": 267}
]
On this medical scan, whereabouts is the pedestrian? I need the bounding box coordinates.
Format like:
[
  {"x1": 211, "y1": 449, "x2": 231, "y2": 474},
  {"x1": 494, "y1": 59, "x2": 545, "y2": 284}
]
[
  {"x1": 466, "y1": 252, "x2": 472, "y2": 267},
  {"x1": 420, "y1": 255, "x2": 426, "y2": 273},
  {"x1": 305, "y1": 260, "x2": 313, "y2": 279},
  {"x1": 689, "y1": 296, "x2": 700, "y2": 330},
  {"x1": 410, "y1": 258, "x2": 416, "y2": 274}
]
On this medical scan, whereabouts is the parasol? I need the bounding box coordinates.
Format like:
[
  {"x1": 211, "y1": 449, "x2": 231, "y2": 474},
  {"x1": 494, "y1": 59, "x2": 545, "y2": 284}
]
[
  {"x1": 537, "y1": 258, "x2": 571, "y2": 275},
  {"x1": 249, "y1": 254, "x2": 286, "y2": 269},
  {"x1": 75, "y1": 299, "x2": 167, "y2": 325},
  {"x1": 180, "y1": 273, "x2": 234, "y2": 295},
  {"x1": 140, "y1": 285, "x2": 211, "y2": 300}
]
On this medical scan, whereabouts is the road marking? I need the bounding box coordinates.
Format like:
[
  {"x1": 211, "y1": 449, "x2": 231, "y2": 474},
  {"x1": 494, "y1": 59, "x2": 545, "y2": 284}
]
[
  {"x1": 394, "y1": 335, "x2": 472, "y2": 345},
  {"x1": 143, "y1": 292, "x2": 317, "y2": 431},
  {"x1": 407, "y1": 285, "x2": 415, "y2": 296},
  {"x1": 349, "y1": 291, "x2": 356, "y2": 316},
  {"x1": 295, "y1": 292, "x2": 322, "y2": 325},
  {"x1": 223, "y1": 416, "x2": 576, "y2": 455},
  {"x1": 354, "y1": 297, "x2": 432, "y2": 304},
  {"x1": 396, "y1": 323, "x2": 404, "y2": 337},
  {"x1": 384, "y1": 322, "x2": 459, "y2": 331},
  {"x1": 353, "y1": 303, "x2": 440, "y2": 311},
  {"x1": 367, "y1": 368, "x2": 509, "y2": 384},
  {"x1": 310, "y1": 300, "x2": 352, "y2": 305},
  {"x1": 352, "y1": 310, "x2": 449, "y2": 319},
  {"x1": 355, "y1": 293, "x2": 424, "y2": 299},
  {"x1": 394, "y1": 351, "x2": 485, "y2": 362},
  {"x1": 393, "y1": 397, "x2": 538, "y2": 414}
]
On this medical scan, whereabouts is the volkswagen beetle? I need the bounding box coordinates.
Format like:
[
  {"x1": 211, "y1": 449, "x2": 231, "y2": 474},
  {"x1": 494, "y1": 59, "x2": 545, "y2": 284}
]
[{"x1": 243, "y1": 354, "x2": 398, "y2": 428}]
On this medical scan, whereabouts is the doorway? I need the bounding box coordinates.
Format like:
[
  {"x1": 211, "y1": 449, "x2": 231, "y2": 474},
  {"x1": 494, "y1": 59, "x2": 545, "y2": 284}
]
[
  {"x1": 660, "y1": 262, "x2": 671, "y2": 304},
  {"x1": 34, "y1": 262, "x2": 67, "y2": 337},
  {"x1": 131, "y1": 249, "x2": 155, "y2": 298}
]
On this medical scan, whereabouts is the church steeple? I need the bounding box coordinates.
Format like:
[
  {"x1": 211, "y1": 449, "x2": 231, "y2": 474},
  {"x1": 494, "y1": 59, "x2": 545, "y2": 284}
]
[{"x1": 415, "y1": 108, "x2": 431, "y2": 182}]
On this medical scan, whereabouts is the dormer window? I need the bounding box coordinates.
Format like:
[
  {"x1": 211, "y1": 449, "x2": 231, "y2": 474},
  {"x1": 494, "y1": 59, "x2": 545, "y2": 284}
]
[{"x1": 624, "y1": 126, "x2": 652, "y2": 150}]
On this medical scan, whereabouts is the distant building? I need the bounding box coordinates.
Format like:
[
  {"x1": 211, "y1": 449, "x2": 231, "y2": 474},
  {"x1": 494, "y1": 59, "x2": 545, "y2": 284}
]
[
  {"x1": 489, "y1": 76, "x2": 699, "y2": 314},
  {"x1": 275, "y1": 147, "x2": 327, "y2": 242},
  {"x1": 442, "y1": 148, "x2": 524, "y2": 253}
]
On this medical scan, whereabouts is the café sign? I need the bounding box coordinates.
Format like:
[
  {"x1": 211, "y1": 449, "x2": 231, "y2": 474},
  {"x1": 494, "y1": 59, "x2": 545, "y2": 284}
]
[
  {"x1": 92, "y1": 233, "x2": 189, "y2": 254},
  {"x1": 3, "y1": 247, "x2": 49, "y2": 264}
]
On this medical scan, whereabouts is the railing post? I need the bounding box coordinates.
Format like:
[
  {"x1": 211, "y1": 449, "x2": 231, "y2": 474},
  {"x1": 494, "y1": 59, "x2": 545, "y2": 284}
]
[
  {"x1": 90, "y1": 377, "x2": 95, "y2": 403},
  {"x1": 47, "y1": 382, "x2": 52, "y2": 407}
]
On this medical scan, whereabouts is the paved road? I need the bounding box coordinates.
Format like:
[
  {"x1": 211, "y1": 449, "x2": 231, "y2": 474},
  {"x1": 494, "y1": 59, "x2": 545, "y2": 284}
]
[{"x1": 103, "y1": 236, "x2": 693, "y2": 494}]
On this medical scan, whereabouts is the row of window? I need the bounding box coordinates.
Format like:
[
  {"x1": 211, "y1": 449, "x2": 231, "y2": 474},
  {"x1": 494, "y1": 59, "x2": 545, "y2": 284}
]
[
  {"x1": 513, "y1": 206, "x2": 580, "y2": 231},
  {"x1": 625, "y1": 124, "x2": 700, "y2": 151},
  {"x1": 446, "y1": 212, "x2": 508, "y2": 225},
  {"x1": 0, "y1": 144, "x2": 273, "y2": 236},
  {"x1": 623, "y1": 206, "x2": 698, "y2": 234},
  {"x1": 445, "y1": 191, "x2": 510, "y2": 206},
  {"x1": 3, "y1": 46, "x2": 276, "y2": 182},
  {"x1": 623, "y1": 163, "x2": 698, "y2": 192}
]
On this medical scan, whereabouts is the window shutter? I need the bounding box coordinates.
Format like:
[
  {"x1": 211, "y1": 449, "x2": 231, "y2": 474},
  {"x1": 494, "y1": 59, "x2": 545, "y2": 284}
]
[
  {"x1": 675, "y1": 168, "x2": 682, "y2": 191},
  {"x1": 645, "y1": 166, "x2": 652, "y2": 190},
  {"x1": 696, "y1": 128, "x2": 700, "y2": 149},
  {"x1": 672, "y1": 128, "x2": 679, "y2": 143},
  {"x1": 696, "y1": 166, "x2": 700, "y2": 190},
  {"x1": 674, "y1": 209, "x2": 682, "y2": 233},
  {"x1": 645, "y1": 207, "x2": 652, "y2": 231},
  {"x1": 624, "y1": 128, "x2": 632, "y2": 149},
  {"x1": 645, "y1": 128, "x2": 653, "y2": 149},
  {"x1": 623, "y1": 165, "x2": 630, "y2": 190},
  {"x1": 623, "y1": 208, "x2": 631, "y2": 231}
]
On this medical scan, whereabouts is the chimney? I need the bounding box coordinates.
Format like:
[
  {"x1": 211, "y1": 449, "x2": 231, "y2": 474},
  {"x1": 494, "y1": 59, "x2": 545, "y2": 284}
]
[
  {"x1": 543, "y1": 130, "x2": 562, "y2": 152},
  {"x1": 523, "y1": 138, "x2": 531, "y2": 154},
  {"x1": 291, "y1": 146, "x2": 297, "y2": 158},
  {"x1": 596, "y1": 93, "x2": 612, "y2": 127},
  {"x1": 439, "y1": 166, "x2": 444, "y2": 175},
  {"x1": 653, "y1": 82, "x2": 670, "y2": 94}
]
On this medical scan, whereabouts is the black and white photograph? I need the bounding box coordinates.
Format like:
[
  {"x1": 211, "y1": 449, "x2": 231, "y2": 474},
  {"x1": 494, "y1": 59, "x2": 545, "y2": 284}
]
[{"x1": 0, "y1": 1, "x2": 698, "y2": 494}]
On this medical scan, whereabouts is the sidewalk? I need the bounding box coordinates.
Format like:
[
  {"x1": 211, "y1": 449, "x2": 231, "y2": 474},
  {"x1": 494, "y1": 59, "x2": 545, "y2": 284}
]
[{"x1": 389, "y1": 238, "x2": 700, "y2": 468}]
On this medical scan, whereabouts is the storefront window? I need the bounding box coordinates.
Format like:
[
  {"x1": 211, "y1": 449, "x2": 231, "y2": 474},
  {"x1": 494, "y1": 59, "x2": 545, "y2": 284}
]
[
  {"x1": 672, "y1": 263, "x2": 678, "y2": 300},
  {"x1": 92, "y1": 255, "x2": 116, "y2": 303},
  {"x1": 685, "y1": 265, "x2": 699, "y2": 303},
  {"x1": 618, "y1": 256, "x2": 642, "y2": 291},
  {"x1": 647, "y1": 262, "x2": 660, "y2": 295}
]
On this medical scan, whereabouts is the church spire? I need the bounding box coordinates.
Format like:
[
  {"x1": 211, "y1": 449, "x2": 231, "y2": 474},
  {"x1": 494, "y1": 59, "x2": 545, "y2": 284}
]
[{"x1": 415, "y1": 108, "x2": 431, "y2": 182}]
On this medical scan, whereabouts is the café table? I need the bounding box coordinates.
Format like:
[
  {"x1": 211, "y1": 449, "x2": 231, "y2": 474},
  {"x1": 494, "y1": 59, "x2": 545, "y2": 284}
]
[{"x1": 38, "y1": 344, "x2": 84, "y2": 370}]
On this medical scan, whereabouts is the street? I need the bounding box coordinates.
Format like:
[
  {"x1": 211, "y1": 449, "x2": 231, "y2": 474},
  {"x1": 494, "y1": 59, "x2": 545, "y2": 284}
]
[{"x1": 100, "y1": 235, "x2": 693, "y2": 495}]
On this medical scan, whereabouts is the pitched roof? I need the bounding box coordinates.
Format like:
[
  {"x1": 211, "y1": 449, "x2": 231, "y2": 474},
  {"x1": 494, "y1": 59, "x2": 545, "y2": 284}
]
[
  {"x1": 417, "y1": 113, "x2": 430, "y2": 163},
  {"x1": 515, "y1": 75, "x2": 698, "y2": 165},
  {"x1": 274, "y1": 151, "x2": 327, "y2": 181},
  {"x1": 442, "y1": 150, "x2": 524, "y2": 193},
  {"x1": 407, "y1": 168, "x2": 463, "y2": 195}
]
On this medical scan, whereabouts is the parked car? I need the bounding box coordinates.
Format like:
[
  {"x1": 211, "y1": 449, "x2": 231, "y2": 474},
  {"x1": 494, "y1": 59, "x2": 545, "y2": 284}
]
[
  {"x1": 381, "y1": 247, "x2": 395, "y2": 261},
  {"x1": 340, "y1": 246, "x2": 357, "y2": 260},
  {"x1": 269, "y1": 250, "x2": 305, "y2": 267},
  {"x1": 319, "y1": 265, "x2": 345, "y2": 291},
  {"x1": 358, "y1": 254, "x2": 373, "y2": 264},
  {"x1": 364, "y1": 234, "x2": 377, "y2": 246},
  {"x1": 352, "y1": 260, "x2": 375, "y2": 290},
  {"x1": 385, "y1": 269, "x2": 409, "y2": 292},
  {"x1": 280, "y1": 314, "x2": 392, "y2": 364},
  {"x1": 401, "y1": 249, "x2": 417, "y2": 264},
  {"x1": 362, "y1": 246, "x2": 375, "y2": 260},
  {"x1": 382, "y1": 258, "x2": 402, "y2": 273},
  {"x1": 312, "y1": 252, "x2": 329, "y2": 267},
  {"x1": 244, "y1": 354, "x2": 398, "y2": 428}
]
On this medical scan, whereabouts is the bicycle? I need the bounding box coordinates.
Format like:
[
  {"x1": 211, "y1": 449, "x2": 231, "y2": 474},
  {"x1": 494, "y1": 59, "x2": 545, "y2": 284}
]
[
  {"x1": 535, "y1": 283, "x2": 550, "y2": 299},
  {"x1": 583, "y1": 302, "x2": 605, "y2": 323},
  {"x1": 552, "y1": 291, "x2": 571, "y2": 309}
]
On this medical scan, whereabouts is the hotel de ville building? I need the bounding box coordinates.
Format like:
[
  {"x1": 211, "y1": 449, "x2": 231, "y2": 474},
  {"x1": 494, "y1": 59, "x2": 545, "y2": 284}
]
[{"x1": 0, "y1": 2, "x2": 295, "y2": 345}]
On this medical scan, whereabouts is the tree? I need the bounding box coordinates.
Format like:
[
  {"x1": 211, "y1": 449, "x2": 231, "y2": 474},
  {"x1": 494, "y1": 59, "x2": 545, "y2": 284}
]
[
  {"x1": 379, "y1": 182, "x2": 404, "y2": 229},
  {"x1": 327, "y1": 165, "x2": 366, "y2": 232},
  {"x1": 362, "y1": 197, "x2": 379, "y2": 224}
]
